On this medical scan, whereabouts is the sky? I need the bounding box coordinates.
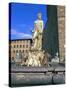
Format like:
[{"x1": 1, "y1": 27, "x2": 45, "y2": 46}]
[{"x1": 10, "y1": 3, "x2": 47, "y2": 40}]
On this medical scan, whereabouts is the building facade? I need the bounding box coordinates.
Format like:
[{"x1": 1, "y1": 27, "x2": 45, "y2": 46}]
[
  {"x1": 57, "y1": 6, "x2": 65, "y2": 62},
  {"x1": 9, "y1": 39, "x2": 32, "y2": 61}
]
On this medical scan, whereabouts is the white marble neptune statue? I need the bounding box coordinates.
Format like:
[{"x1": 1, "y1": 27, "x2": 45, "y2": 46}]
[
  {"x1": 32, "y1": 13, "x2": 44, "y2": 50},
  {"x1": 25, "y1": 13, "x2": 45, "y2": 67}
]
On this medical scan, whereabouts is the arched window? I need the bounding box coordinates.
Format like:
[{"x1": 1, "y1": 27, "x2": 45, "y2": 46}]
[
  {"x1": 13, "y1": 50, "x2": 15, "y2": 53},
  {"x1": 16, "y1": 50, "x2": 18, "y2": 53},
  {"x1": 17, "y1": 45, "x2": 18, "y2": 48},
  {"x1": 20, "y1": 45, "x2": 22, "y2": 48},
  {"x1": 23, "y1": 45, "x2": 25, "y2": 48},
  {"x1": 19, "y1": 50, "x2": 21, "y2": 53},
  {"x1": 14, "y1": 45, "x2": 16, "y2": 48}
]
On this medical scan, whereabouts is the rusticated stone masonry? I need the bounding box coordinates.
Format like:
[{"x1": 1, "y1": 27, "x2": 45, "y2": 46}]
[{"x1": 57, "y1": 6, "x2": 65, "y2": 62}]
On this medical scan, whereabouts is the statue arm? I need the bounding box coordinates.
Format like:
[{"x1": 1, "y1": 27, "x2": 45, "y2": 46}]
[
  {"x1": 41, "y1": 21, "x2": 44, "y2": 33},
  {"x1": 39, "y1": 21, "x2": 44, "y2": 33},
  {"x1": 32, "y1": 22, "x2": 36, "y2": 33}
]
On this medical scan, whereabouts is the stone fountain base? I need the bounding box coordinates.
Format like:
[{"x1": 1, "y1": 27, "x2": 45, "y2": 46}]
[{"x1": 22, "y1": 50, "x2": 48, "y2": 67}]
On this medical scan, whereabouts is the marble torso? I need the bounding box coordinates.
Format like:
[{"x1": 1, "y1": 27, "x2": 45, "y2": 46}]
[{"x1": 34, "y1": 20, "x2": 43, "y2": 32}]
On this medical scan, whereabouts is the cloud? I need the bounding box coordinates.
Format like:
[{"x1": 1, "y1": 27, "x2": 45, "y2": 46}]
[{"x1": 11, "y1": 29, "x2": 32, "y2": 39}]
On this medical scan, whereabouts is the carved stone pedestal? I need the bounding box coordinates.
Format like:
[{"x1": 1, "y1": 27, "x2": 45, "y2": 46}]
[{"x1": 23, "y1": 50, "x2": 48, "y2": 67}]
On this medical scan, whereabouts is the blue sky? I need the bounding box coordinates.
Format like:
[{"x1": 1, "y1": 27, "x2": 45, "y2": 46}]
[{"x1": 10, "y1": 3, "x2": 47, "y2": 40}]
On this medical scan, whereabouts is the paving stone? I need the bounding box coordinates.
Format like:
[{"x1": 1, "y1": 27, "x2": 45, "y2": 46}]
[{"x1": 53, "y1": 74, "x2": 65, "y2": 84}]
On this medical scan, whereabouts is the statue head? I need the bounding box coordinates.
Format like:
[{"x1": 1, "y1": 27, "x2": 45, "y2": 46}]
[{"x1": 37, "y1": 13, "x2": 42, "y2": 20}]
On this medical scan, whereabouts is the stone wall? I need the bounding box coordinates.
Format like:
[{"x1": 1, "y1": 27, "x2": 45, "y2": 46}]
[{"x1": 57, "y1": 6, "x2": 65, "y2": 62}]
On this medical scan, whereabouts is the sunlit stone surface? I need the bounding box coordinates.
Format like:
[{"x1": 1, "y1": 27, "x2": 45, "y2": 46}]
[{"x1": 25, "y1": 50, "x2": 48, "y2": 67}]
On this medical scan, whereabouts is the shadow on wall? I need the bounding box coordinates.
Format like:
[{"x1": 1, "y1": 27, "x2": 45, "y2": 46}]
[{"x1": 42, "y1": 5, "x2": 59, "y2": 58}]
